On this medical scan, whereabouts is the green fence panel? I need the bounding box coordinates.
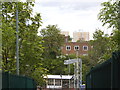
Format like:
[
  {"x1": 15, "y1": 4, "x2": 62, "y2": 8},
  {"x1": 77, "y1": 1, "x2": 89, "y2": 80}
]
[
  {"x1": 9, "y1": 74, "x2": 26, "y2": 88},
  {"x1": 26, "y1": 78, "x2": 34, "y2": 88},
  {"x1": 91, "y1": 59, "x2": 111, "y2": 88},
  {"x1": 2, "y1": 72, "x2": 9, "y2": 89},
  {"x1": 1, "y1": 72, "x2": 37, "y2": 89},
  {"x1": 86, "y1": 51, "x2": 120, "y2": 89}
]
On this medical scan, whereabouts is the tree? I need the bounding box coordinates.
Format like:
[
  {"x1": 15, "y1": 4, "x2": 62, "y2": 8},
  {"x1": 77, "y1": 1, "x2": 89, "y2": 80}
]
[
  {"x1": 88, "y1": 30, "x2": 115, "y2": 65},
  {"x1": 40, "y1": 25, "x2": 65, "y2": 59},
  {"x1": 2, "y1": 2, "x2": 46, "y2": 85},
  {"x1": 98, "y1": 0, "x2": 120, "y2": 29},
  {"x1": 40, "y1": 25, "x2": 65, "y2": 74},
  {"x1": 98, "y1": 0, "x2": 120, "y2": 50},
  {"x1": 2, "y1": 2, "x2": 17, "y2": 72}
]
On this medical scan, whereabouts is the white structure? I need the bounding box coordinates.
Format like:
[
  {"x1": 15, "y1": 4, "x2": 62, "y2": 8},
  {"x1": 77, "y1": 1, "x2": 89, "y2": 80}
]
[
  {"x1": 44, "y1": 75, "x2": 74, "y2": 88},
  {"x1": 64, "y1": 58, "x2": 82, "y2": 89}
]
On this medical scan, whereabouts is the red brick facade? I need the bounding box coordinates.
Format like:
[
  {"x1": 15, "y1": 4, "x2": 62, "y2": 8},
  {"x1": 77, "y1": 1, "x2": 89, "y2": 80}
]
[{"x1": 61, "y1": 42, "x2": 91, "y2": 56}]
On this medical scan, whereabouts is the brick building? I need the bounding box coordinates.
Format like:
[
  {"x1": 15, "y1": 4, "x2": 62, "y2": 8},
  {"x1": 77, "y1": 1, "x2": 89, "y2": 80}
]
[{"x1": 61, "y1": 42, "x2": 91, "y2": 56}]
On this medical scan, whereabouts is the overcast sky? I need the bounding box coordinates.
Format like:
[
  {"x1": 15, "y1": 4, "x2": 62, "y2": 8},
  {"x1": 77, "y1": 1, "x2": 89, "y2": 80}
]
[{"x1": 33, "y1": 0, "x2": 112, "y2": 40}]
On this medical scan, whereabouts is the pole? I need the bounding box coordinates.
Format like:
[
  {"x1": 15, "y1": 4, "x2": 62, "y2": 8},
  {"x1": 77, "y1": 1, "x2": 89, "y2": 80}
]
[
  {"x1": 74, "y1": 63, "x2": 76, "y2": 88},
  {"x1": 69, "y1": 64, "x2": 70, "y2": 88},
  {"x1": 77, "y1": 58, "x2": 79, "y2": 88},
  {"x1": 76, "y1": 50, "x2": 79, "y2": 89},
  {"x1": 80, "y1": 59, "x2": 82, "y2": 89},
  {"x1": 16, "y1": 2, "x2": 19, "y2": 75}
]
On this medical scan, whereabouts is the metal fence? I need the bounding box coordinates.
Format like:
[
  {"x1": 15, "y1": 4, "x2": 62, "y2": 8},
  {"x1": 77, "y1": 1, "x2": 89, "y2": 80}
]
[
  {"x1": 1, "y1": 72, "x2": 37, "y2": 90},
  {"x1": 86, "y1": 51, "x2": 120, "y2": 89}
]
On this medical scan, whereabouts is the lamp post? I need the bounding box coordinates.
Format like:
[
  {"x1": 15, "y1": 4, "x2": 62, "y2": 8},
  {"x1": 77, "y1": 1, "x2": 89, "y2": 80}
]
[{"x1": 16, "y1": 2, "x2": 19, "y2": 75}]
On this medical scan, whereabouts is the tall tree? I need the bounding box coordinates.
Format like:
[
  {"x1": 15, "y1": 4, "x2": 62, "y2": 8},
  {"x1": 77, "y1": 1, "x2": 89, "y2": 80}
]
[
  {"x1": 2, "y1": 2, "x2": 46, "y2": 85},
  {"x1": 40, "y1": 25, "x2": 65, "y2": 74},
  {"x1": 40, "y1": 25, "x2": 65, "y2": 59}
]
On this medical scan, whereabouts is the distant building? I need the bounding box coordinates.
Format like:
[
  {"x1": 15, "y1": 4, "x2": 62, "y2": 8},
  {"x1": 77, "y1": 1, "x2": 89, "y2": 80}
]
[
  {"x1": 73, "y1": 32, "x2": 89, "y2": 42},
  {"x1": 61, "y1": 31, "x2": 69, "y2": 36},
  {"x1": 61, "y1": 42, "x2": 91, "y2": 56}
]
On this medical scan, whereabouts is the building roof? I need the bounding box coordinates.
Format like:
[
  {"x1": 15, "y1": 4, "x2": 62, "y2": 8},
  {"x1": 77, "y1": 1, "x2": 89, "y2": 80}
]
[{"x1": 44, "y1": 75, "x2": 73, "y2": 79}]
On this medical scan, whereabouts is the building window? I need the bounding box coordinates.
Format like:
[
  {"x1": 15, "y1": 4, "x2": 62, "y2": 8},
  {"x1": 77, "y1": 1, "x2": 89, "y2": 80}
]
[
  {"x1": 66, "y1": 46, "x2": 71, "y2": 51},
  {"x1": 83, "y1": 46, "x2": 88, "y2": 51},
  {"x1": 55, "y1": 79, "x2": 61, "y2": 85},
  {"x1": 48, "y1": 79, "x2": 54, "y2": 85},
  {"x1": 74, "y1": 46, "x2": 79, "y2": 51}
]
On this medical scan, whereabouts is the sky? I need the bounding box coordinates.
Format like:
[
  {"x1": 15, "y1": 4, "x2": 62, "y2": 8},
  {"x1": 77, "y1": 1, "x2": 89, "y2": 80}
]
[{"x1": 33, "y1": 0, "x2": 112, "y2": 40}]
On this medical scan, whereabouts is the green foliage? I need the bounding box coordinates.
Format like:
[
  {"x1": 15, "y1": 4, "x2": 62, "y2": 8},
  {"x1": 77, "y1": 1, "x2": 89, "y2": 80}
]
[
  {"x1": 98, "y1": 0, "x2": 120, "y2": 29},
  {"x1": 40, "y1": 25, "x2": 65, "y2": 59},
  {"x1": 112, "y1": 30, "x2": 120, "y2": 50},
  {"x1": 40, "y1": 25, "x2": 65, "y2": 75},
  {"x1": 80, "y1": 55, "x2": 92, "y2": 82},
  {"x1": 88, "y1": 29, "x2": 117, "y2": 65},
  {"x1": 2, "y1": 23, "x2": 16, "y2": 72},
  {"x1": 98, "y1": 0, "x2": 120, "y2": 50},
  {"x1": 31, "y1": 66, "x2": 48, "y2": 86},
  {"x1": 2, "y1": 2, "x2": 46, "y2": 85}
]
